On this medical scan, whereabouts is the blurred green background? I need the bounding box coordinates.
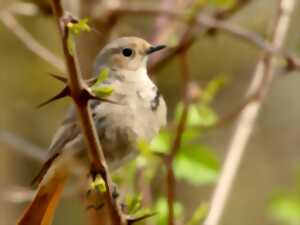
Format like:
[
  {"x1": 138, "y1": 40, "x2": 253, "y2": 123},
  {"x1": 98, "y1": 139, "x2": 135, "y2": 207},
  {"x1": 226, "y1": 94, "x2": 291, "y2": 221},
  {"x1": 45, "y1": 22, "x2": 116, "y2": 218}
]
[{"x1": 1, "y1": 0, "x2": 300, "y2": 225}]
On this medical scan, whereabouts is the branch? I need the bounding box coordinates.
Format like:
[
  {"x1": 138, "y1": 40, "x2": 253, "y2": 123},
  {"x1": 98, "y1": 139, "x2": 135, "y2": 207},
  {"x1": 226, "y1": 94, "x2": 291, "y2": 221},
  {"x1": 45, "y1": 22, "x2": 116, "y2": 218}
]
[
  {"x1": 106, "y1": 1, "x2": 253, "y2": 74},
  {"x1": 104, "y1": 3, "x2": 300, "y2": 72},
  {"x1": 203, "y1": 1, "x2": 296, "y2": 225},
  {"x1": 0, "y1": 11, "x2": 65, "y2": 71},
  {"x1": 49, "y1": 0, "x2": 125, "y2": 224},
  {"x1": 197, "y1": 15, "x2": 300, "y2": 71},
  {"x1": 0, "y1": 129, "x2": 46, "y2": 162},
  {"x1": 5, "y1": 2, "x2": 39, "y2": 16},
  {"x1": 166, "y1": 51, "x2": 191, "y2": 225}
]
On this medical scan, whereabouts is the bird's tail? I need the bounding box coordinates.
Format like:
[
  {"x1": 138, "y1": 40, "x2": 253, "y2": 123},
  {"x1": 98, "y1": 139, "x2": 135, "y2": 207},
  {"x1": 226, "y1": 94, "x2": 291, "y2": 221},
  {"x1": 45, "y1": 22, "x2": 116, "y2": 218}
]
[{"x1": 17, "y1": 174, "x2": 67, "y2": 225}]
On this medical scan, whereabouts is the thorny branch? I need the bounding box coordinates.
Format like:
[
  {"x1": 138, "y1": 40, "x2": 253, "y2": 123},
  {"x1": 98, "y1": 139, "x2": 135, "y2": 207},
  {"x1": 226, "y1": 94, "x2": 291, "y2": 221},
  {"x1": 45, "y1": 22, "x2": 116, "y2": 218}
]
[
  {"x1": 203, "y1": 1, "x2": 296, "y2": 225},
  {"x1": 49, "y1": 0, "x2": 125, "y2": 224}
]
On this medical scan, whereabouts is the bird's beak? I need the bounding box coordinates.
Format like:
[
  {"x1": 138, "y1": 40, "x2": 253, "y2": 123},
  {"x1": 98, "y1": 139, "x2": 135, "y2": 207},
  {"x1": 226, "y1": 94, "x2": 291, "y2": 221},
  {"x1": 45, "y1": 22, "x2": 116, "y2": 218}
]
[{"x1": 145, "y1": 45, "x2": 166, "y2": 55}]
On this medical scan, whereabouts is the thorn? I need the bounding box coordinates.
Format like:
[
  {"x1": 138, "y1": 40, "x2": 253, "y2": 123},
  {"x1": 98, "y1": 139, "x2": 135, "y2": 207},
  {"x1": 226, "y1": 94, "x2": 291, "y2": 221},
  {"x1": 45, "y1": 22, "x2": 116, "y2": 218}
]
[
  {"x1": 127, "y1": 212, "x2": 157, "y2": 225},
  {"x1": 37, "y1": 86, "x2": 70, "y2": 108},
  {"x1": 85, "y1": 77, "x2": 97, "y2": 86},
  {"x1": 48, "y1": 72, "x2": 68, "y2": 83}
]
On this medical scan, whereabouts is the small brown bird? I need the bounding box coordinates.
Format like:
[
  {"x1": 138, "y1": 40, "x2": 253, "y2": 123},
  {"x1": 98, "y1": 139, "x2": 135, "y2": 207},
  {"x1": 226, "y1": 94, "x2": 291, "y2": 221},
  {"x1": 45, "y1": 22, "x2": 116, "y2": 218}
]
[{"x1": 17, "y1": 37, "x2": 167, "y2": 225}]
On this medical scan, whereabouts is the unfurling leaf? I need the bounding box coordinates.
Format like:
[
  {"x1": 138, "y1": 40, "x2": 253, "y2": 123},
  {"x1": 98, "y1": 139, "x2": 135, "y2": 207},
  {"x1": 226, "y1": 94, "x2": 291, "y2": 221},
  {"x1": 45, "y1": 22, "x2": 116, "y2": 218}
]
[
  {"x1": 67, "y1": 18, "x2": 91, "y2": 35},
  {"x1": 66, "y1": 18, "x2": 91, "y2": 55},
  {"x1": 91, "y1": 86, "x2": 114, "y2": 97},
  {"x1": 90, "y1": 175, "x2": 106, "y2": 193},
  {"x1": 95, "y1": 68, "x2": 109, "y2": 84},
  {"x1": 90, "y1": 68, "x2": 114, "y2": 98}
]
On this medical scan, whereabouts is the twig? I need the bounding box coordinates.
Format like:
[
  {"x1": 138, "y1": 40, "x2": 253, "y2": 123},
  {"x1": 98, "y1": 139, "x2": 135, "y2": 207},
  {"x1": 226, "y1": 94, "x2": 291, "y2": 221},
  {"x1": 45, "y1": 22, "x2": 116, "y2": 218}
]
[
  {"x1": 149, "y1": 0, "x2": 253, "y2": 73},
  {"x1": 203, "y1": 1, "x2": 296, "y2": 225},
  {"x1": 49, "y1": 0, "x2": 125, "y2": 224},
  {"x1": 0, "y1": 129, "x2": 46, "y2": 162},
  {"x1": 105, "y1": 4, "x2": 300, "y2": 72},
  {"x1": 197, "y1": 15, "x2": 300, "y2": 70},
  {"x1": 166, "y1": 51, "x2": 191, "y2": 225},
  {"x1": 0, "y1": 11, "x2": 65, "y2": 72}
]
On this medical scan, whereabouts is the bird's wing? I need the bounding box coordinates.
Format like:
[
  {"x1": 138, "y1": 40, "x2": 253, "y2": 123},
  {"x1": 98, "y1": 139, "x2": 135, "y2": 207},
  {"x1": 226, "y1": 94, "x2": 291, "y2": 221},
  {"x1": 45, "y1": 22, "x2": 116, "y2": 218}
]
[{"x1": 32, "y1": 101, "x2": 100, "y2": 185}]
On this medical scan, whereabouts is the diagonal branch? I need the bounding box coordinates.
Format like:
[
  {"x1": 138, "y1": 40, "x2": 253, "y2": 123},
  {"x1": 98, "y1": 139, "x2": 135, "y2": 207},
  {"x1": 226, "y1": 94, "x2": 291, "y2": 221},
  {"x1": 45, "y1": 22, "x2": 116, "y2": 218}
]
[
  {"x1": 203, "y1": 1, "x2": 296, "y2": 225},
  {"x1": 0, "y1": 11, "x2": 65, "y2": 71},
  {"x1": 49, "y1": 1, "x2": 125, "y2": 224},
  {"x1": 0, "y1": 129, "x2": 46, "y2": 162}
]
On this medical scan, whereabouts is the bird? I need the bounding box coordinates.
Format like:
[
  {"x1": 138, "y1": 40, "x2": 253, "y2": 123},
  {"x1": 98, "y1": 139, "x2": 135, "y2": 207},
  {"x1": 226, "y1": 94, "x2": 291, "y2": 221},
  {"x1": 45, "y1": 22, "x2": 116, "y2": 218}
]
[{"x1": 17, "y1": 37, "x2": 167, "y2": 225}]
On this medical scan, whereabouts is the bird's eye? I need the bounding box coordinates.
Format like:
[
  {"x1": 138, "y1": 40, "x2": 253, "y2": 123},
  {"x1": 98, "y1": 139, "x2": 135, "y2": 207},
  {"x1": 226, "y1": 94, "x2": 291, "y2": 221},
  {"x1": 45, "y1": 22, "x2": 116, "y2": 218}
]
[{"x1": 122, "y1": 48, "x2": 133, "y2": 57}]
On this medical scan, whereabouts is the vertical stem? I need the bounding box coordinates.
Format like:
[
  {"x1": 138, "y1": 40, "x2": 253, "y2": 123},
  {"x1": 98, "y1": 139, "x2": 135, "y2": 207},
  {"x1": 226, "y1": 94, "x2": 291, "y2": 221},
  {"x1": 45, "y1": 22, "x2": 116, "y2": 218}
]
[{"x1": 166, "y1": 52, "x2": 190, "y2": 225}]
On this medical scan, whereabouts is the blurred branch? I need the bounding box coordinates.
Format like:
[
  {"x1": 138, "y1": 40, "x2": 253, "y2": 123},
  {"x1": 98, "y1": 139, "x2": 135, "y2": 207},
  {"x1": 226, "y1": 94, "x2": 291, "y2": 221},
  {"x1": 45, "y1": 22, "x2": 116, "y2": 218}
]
[
  {"x1": 104, "y1": 3, "x2": 300, "y2": 72},
  {"x1": 0, "y1": 11, "x2": 65, "y2": 71},
  {"x1": 91, "y1": 1, "x2": 251, "y2": 74},
  {"x1": 147, "y1": 0, "x2": 253, "y2": 73},
  {"x1": 0, "y1": 129, "x2": 46, "y2": 162},
  {"x1": 197, "y1": 15, "x2": 300, "y2": 71},
  {"x1": 166, "y1": 51, "x2": 191, "y2": 225},
  {"x1": 49, "y1": 0, "x2": 125, "y2": 224},
  {"x1": 150, "y1": 0, "x2": 175, "y2": 43},
  {"x1": 1, "y1": 185, "x2": 75, "y2": 204},
  {"x1": 5, "y1": 2, "x2": 39, "y2": 16},
  {"x1": 203, "y1": 1, "x2": 296, "y2": 225}
]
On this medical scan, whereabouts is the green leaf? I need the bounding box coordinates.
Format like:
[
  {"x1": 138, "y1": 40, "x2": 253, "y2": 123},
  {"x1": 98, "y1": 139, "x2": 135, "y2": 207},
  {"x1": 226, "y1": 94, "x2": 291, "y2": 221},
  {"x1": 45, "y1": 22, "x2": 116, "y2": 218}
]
[
  {"x1": 269, "y1": 194, "x2": 300, "y2": 225},
  {"x1": 91, "y1": 86, "x2": 114, "y2": 97},
  {"x1": 154, "y1": 198, "x2": 183, "y2": 225},
  {"x1": 176, "y1": 104, "x2": 202, "y2": 127},
  {"x1": 173, "y1": 145, "x2": 219, "y2": 185},
  {"x1": 66, "y1": 18, "x2": 91, "y2": 55},
  {"x1": 95, "y1": 68, "x2": 109, "y2": 85},
  {"x1": 67, "y1": 18, "x2": 91, "y2": 35},
  {"x1": 176, "y1": 103, "x2": 217, "y2": 127},
  {"x1": 196, "y1": 104, "x2": 218, "y2": 127},
  {"x1": 137, "y1": 138, "x2": 152, "y2": 158},
  {"x1": 181, "y1": 128, "x2": 202, "y2": 144},
  {"x1": 90, "y1": 68, "x2": 114, "y2": 97},
  {"x1": 150, "y1": 130, "x2": 171, "y2": 154},
  {"x1": 186, "y1": 203, "x2": 209, "y2": 225}
]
